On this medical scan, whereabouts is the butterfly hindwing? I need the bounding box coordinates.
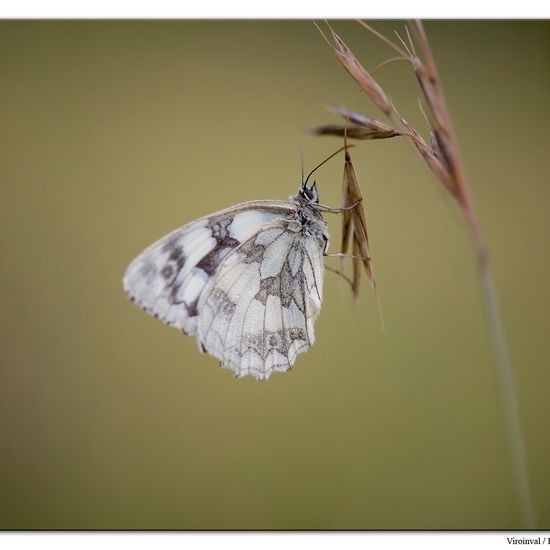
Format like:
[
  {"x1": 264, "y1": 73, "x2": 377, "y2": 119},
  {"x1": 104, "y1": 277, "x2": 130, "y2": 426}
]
[
  {"x1": 197, "y1": 218, "x2": 326, "y2": 380},
  {"x1": 123, "y1": 201, "x2": 296, "y2": 336}
]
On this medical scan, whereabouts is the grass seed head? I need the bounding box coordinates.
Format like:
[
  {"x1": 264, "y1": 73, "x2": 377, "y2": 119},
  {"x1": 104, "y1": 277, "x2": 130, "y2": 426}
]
[{"x1": 330, "y1": 29, "x2": 392, "y2": 116}]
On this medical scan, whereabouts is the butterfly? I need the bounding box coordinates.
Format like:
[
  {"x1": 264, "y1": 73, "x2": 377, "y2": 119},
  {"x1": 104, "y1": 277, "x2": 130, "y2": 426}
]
[{"x1": 123, "y1": 149, "x2": 349, "y2": 381}]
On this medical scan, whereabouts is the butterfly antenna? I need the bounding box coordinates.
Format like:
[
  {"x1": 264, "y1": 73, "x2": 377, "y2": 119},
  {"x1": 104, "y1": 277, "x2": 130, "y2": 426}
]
[
  {"x1": 304, "y1": 144, "x2": 352, "y2": 186},
  {"x1": 300, "y1": 145, "x2": 305, "y2": 187}
]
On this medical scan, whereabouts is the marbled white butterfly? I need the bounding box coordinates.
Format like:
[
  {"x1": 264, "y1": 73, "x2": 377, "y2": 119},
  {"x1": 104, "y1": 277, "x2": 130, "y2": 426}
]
[{"x1": 123, "y1": 150, "x2": 348, "y2": 380}]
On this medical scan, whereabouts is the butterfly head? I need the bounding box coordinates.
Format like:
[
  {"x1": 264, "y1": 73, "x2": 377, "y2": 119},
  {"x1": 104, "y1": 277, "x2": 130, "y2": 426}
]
[{"x1": 299, "y1": 181, "x2": 319, "y2": 204}]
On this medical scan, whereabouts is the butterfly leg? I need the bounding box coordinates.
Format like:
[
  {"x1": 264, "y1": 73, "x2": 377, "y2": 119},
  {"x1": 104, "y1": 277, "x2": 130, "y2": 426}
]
[
  {"x1": 324, "y1": 264, "x2": 353, "y2": 288},
  {"x1": 325, "y1": 252, "x2": 371, "y2": 261},
  {"x1": 316, "y1": 199, "x2": 362, "y2": 214}
]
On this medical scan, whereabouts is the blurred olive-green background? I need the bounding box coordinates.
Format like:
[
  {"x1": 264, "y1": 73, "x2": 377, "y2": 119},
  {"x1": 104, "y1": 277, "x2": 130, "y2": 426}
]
[{"x1": 1, "y1": 20, "x2": 549, "y2": 529}]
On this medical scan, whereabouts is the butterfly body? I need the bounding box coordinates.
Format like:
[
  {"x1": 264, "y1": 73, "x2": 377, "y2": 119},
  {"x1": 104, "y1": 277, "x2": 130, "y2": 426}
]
[{"x1": 123, "y1": 184, "x2": 328, "y2": 380}]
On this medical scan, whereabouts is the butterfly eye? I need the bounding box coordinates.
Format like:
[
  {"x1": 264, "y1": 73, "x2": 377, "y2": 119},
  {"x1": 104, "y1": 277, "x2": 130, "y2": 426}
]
[{"x1": 300, "y1": 183, "x2": 319, "y2": 203}]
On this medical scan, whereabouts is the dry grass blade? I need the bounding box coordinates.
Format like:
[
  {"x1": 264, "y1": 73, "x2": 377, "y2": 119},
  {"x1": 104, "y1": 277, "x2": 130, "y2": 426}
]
[
  {"x1": 352, "y1": 237, "x2": 362, "y2": 298},
  {"x1": 430, "y1": 128, "x2": 454, "y2": 176},
  {"x1": 341, "y1": 156, "x2": 352, "y2": 271},
  {"x1": 400, "y1": 118, "x2": 453, "y2": 191},
  {"x1": 341, "y1": 151, "x2": 375, "y2": 298},
  {"x1": 329, "y1": 28, "x2": 392, "y2": 116},
  {"x1": 328, "y1": 104, "x2": 400, "y2": 133},
  {"x1": 312, "y1": 103, "x2": 402, "y2": 140},
  {"x1": 410, "y1": 57, "x2": 446, "y2": 130},
  {"x1": 312, "y1": 123, "x2": 400, "y2": 140}
]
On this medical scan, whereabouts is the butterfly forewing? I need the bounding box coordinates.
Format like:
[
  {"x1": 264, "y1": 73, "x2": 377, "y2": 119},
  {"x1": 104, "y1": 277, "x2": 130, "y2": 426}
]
[{"x1": 123, "y1": 201, "x2": 296, "y2": 335}]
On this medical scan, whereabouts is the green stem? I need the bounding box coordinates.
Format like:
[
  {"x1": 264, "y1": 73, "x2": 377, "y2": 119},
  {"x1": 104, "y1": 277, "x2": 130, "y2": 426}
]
[
  {"x1": 462, "y1": 170, "x2": 536, "y2": 529},
  {"x1": 478, "y1": 257, "x2": 537, "y2": 529}
]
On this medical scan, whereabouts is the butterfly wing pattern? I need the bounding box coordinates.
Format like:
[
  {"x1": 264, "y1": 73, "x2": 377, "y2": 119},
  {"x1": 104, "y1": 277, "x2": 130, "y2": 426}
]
[{"x1": 123, "y1": 186, "x2": 329, "y2": 380}]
